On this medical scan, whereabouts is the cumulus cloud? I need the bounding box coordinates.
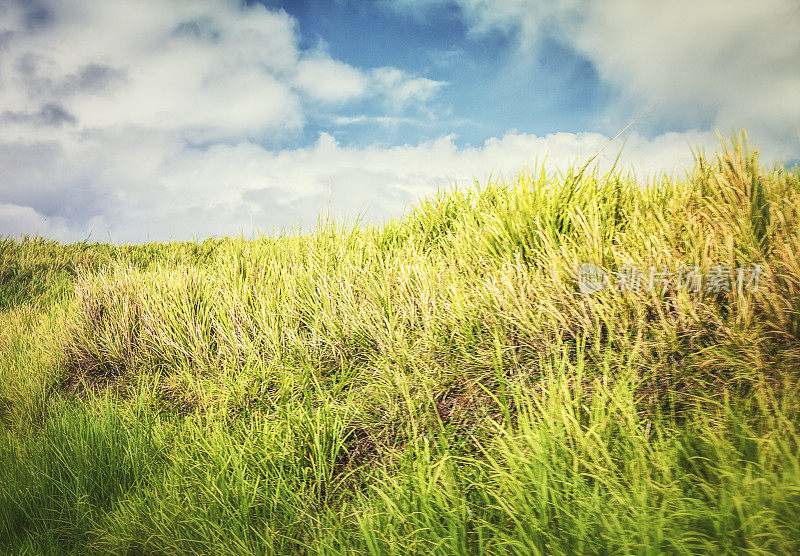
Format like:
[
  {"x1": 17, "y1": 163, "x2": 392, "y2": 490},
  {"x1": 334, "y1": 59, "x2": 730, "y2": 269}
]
[
  {"x1": 0, "y1": 0, "x2": 443, "y2": 140},
  {"x1": 390, "y1": 0, "x2": 800, "y2": 159},
  {"x1": 371, "y1": 67, "x2": 446, "y2": 111},
  {"x1": 294, "y1": 57, "x2": 369, "y2": 103},
  {"x1": 568, "y1": 0, "x2": 800, "y2": 152},
  {"x1": 1, "y1": 124, "x2": 718, "y2": 243},
  {"x1": 0, "y1": 0, "x2": 305, "y2": 141},
  {"x1": 0, "y1": 0, "x2": 454, "y2": 241}
]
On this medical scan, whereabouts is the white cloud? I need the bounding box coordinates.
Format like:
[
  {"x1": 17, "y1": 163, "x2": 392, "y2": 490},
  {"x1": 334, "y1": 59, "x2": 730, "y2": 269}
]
[
  {"x1": 0, "y1": 0, "x2": 454, "y2": 242},
  {"x1": 294, "y1": 57, "x2": 369, "y2": 103},
  {"x1": 1, "y1": 124, "x2": 719, "y2": 243},
  {"x1": 0, "y1": 0, "x2": 443, "y2": 141},
  {"x1": 9, "y1": 2, "x2": 304, "y2": 137},
  {"x1": 333, "y1": 115, "x2": 420, "y2": 126},
  {"x1": 390, "y1": 0, "x2": 800, "y2": 159},
  {"x1": 371, "y1": 67, "x2": 446, "y2": 111},
  {"x1": 568, "y1": 0, "x2": 800, "y2": 153},
  {"x1": 1, "y1": 0, "x2": 305, "y2": 141}
]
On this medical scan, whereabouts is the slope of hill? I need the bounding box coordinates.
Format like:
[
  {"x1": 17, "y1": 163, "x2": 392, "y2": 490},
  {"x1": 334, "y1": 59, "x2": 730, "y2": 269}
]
[{"x1": 1, "y1": 133, "x2": 799, "y2": 554}]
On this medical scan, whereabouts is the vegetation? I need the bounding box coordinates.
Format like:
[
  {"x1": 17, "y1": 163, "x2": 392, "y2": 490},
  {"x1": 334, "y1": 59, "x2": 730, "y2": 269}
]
[{"x1": 1, "y1": 132, "x2": 799, "y2": 554}]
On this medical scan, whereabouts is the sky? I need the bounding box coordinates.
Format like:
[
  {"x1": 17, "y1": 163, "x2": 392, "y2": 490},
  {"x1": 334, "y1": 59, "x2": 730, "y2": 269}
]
[{"x1": 1, "y1": 0, "x2": 799, "y2": 243}]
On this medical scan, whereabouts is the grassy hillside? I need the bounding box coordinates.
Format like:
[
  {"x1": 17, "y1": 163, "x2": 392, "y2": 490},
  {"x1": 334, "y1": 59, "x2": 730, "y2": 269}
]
[{"x1": 1, "y1": 133, "x2": 799, "y2": 554}]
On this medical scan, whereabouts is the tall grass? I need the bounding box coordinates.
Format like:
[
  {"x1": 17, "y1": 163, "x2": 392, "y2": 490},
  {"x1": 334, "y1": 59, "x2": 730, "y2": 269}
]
[{"x1": 1, "y1": 132, "x2": 799, "y2": 554}]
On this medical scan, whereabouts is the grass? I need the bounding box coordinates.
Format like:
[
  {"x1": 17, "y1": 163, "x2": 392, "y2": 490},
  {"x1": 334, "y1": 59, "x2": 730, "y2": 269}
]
[{"x1": 1, "y1": 131, "x2": 799, "y2": 554}]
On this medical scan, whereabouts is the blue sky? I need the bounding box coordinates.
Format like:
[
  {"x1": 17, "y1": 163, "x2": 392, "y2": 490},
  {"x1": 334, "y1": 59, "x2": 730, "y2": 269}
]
[
  {"x1": 1, "y1": 0, "x2": 798, "y2": 242},
  {"x1": 267, "y1": 0, "x2": 609, "y2": 147}
]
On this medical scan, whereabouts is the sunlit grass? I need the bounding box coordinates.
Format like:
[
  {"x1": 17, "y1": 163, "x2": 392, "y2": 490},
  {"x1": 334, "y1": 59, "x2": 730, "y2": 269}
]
[{"x1": 1, "y1": 132, "x2": 799, "y2": 554}]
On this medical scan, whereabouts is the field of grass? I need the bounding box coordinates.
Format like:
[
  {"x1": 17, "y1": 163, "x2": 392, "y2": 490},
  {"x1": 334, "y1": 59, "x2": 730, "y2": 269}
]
[{"x1": 1, "y1": 132, "x2": 799, "y2": 554}]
